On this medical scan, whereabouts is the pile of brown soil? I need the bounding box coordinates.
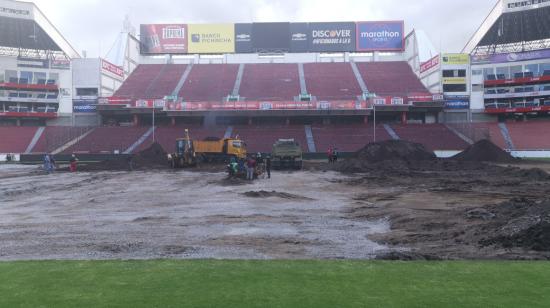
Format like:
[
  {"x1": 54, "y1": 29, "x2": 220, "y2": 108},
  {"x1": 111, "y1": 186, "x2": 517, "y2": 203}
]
[
  {"x1": 76, "y1": 143, "x2": 168, "y2": 172},
  {"x1": 242, "y1": 190, "x2": 314, "y2": 200},
  {"x1": 356, "y1": 140, "x2": 437, "y2": 162},
  {"x1": 478, "y1": 198, "x2": 550, "y2": 252},
  {"x1": 452, "y1": 139, "x2": 517, "y2": 163},
  {"x1": 336, "y1": 140, "x2": 436, "y2": 173},
  {"x1": 132, "y1": 142, "x2": 168, "y2": 167}
]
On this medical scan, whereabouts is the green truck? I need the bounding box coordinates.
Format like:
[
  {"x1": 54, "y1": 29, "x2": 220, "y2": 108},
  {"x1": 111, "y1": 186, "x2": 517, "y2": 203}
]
[{"x1": 271, "y1": 139, "x2": 303, "y2": 170}]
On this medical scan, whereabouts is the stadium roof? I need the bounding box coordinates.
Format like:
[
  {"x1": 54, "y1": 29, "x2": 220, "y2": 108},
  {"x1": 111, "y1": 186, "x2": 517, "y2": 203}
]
[
  {"x1": 463, "y1": 0, "x2": 550, "y2": 55},
  {"x1": 0, "y1": 16, "x2": 61, "y2": 51},
  {"x1": 0, "y1": 0, "x2": 79, "y2": 58}
]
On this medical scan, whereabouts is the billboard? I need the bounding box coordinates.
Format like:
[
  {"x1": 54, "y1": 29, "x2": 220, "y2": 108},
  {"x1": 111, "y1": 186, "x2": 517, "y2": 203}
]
[
  {"x1": 235, "y1": 23, "x2": 253, "y2": 53},
  {"x1": 187, "y1": 24, "x2": 235, "y2": 54},
  {"x1": 420, "y1": 55, "x2": 440, "y2": 74},
  {"x1": 101, "y1": 59, "x2": 124, "y2": 78},
  {"x1": 356, "y1": 21, "x2": 404, "y2": 51},
  {"x1": 73, "y1": 99, "x2": 97, "y2": 113},
  {"x1": 252, "y1": 22, "x2": 290, "y2": 52},
  {"x1": 441, "y1": 53, "x2": 470, "y2": 65},
  {"x1": 471, "y1": 48, "x2": 550, "y2": 64},
  {"x1": 309, "y1": 22, "x2": 355, "y2": 52},
  {"x1": 290, "y1": 23, "x2": 309, "y2": 53},
  {"x1": 442, "y1": 77, "x2": 467, "y2": 84},
  {"x1": 444, "y1": 95, "x2": 470, "y2": 109},
  {"x1": 140, "y1": 24, "x2": 187, "y2": 54}
]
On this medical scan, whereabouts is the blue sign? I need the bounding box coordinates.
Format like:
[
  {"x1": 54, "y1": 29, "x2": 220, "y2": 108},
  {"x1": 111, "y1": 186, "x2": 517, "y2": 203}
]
[
  {"x1": 445, "y1": 100, "x2": 470, "y2": 109},
  {"x1": 73, "y1": 100, "x2": 97, "y2": 113},
  {"x1": 356, "y1": 21, "x2": 404, "y2": 52}
]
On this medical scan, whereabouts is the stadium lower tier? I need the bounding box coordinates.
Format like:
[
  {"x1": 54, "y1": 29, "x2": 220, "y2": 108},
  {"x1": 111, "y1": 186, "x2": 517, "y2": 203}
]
[{"x1": 2, "y1": 121, "x2": 550, "y2": 155}]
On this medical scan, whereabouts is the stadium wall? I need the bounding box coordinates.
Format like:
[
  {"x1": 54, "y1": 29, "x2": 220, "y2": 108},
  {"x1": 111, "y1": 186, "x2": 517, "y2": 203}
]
[
  {"x1": 0, "y1": 55, "x2": 72, "y2": 113},
  {"x1": 138, "y1": 52, "x2": 407, "y2": 65}
]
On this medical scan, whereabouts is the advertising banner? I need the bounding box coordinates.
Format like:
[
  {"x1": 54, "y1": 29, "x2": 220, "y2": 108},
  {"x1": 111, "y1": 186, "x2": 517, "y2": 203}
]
[
  {"x1": 72, "y1": 99, "x2": 97, "y2": 113},
  {"x1": 50, "y1": 58, "x2": 71, "y2": 70},
  {"x1": 187, "y1": 24, "x2": 235, "y2": 54},
  {"x1": 471, "y1": 48, "x2": 550, "y2": 64},
  {"x1": 442, "y1": 77, "x2": 467, "y2": 84},
  {"x1": 140, "y1": 24, "x2": 187, "y2": 54},
  {"x1": 164, "y1": 100, "x2": 363, "y2": 111},
  {"x1": 441, "y1": 53, "x2": 470, "y2": 65},
  {"x1": 420, "y1": 55, "x2": 440, "y2": 74},
  {"x1": 308, "y1": 22, "x2": 355, "y2": 52},
  {"x1": 356, "y1": 21, "x2": 404, "y2": 51},
  {"x1": 444, "y1": 95, "x2": 470, "y2": 109},
  {"x1": 235, "y1": 23, "x2": 253, "y2": 53},
  {"x1": 252, "y1": 22, "x2": 291, "y2": 52},
  {"x1": 101, "y1": 59, "x2": 124, "y2": 78},
  {"x1": 17, "y1": 57, "x2": 49, "y2": 69},
  {"x1": 290, "y1": 23, "x2": 309, "y2": 53}
]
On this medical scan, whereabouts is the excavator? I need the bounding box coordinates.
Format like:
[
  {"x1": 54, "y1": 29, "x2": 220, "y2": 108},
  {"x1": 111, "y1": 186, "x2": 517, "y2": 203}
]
[
  {"x1": 168, "y1": 129, "x2": 247, "y2": 168},
  {"x1": 167, "y1": 129, "x2": 197, "y2": 168}
]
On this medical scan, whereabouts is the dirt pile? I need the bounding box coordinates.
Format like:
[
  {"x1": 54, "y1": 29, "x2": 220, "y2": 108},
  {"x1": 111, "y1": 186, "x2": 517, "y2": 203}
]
[
  {"x1": 477, "y1": 198, "x2": 550, "y2": 252},
  {"x1": 242, "y1": 190, "x2": 314, "y2": 200},
  {"x1": 132, "y1": 142, "x2": 168, "y2": 167},
  {"x1": 76, "y1": 142, "x2": 168, "y2": 172},
  {"x1": 336, "y1": 140, "x2": 436, "y2": 173},
  {"x1": 453, "y1": 139, "x2": 517, "y2": 163}
]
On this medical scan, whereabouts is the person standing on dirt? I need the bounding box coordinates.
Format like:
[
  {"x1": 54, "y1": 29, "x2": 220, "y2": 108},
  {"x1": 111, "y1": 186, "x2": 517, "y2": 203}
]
[
  {"x1": 49, "y1": 155, "x2": 56, "y2": 173},
  {"x1": 246, "y1": 156, "x2": 256, "y2": 180},
  {"x1": 127, "y1": 155, "x2": 134, "y2": 171},
  {"x1": 327, "y1": 147, "x2": 333, "y2": 163},
  {"x1": 266, "y1": 155, "x2": 272, "y2": 179},
  {"x1": 228, "y1": 157, "x2": 238, "y2": 177},
  {"x1": 43, "y1": 154, "x2": 52, "y2": 174},
  {"x1": 332, "y1": 147, "x2": 339, "y2": 163},
  {"x1": 69, "y1": 154, "x2": 79, "y2": 172}
]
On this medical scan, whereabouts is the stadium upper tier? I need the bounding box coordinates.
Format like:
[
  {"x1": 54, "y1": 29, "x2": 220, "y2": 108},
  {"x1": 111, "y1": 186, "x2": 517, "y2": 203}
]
[
  {"x1": 4, "y1": 121, "x2": 550, "y2": 155},
  {"x1": 113, "y1": 61, "x2": 428, "y2": 101},
  {"x1": 356, "y1": 62, "x2": 428, "y2": 97}
]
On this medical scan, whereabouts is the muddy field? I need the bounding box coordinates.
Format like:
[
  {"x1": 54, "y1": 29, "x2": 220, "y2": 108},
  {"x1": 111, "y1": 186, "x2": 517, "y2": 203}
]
[
  {"x1": 1, "y1": 143, "x2": 550, "y2": 260},
  {"x1": 0, "y1": 166, "x2": 389, "y2": 260}
]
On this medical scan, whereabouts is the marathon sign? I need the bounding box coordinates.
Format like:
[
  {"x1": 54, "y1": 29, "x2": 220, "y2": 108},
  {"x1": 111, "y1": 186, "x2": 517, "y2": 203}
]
[
  {"x1": 356, "y1": 21, "x2": 405, "y2": 52},
  {"x1": 101, "y1": 59, "x2": 124, "y2": 78},
  {"x1": 140, "y1": 24, "x2": 188, "y2": 54},
  {"x1": 73, "y1": 99, "x2": 98, "y2": 113}
]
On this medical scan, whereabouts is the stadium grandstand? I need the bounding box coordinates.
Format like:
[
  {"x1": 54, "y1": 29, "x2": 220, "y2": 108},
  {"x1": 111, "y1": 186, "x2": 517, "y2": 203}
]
[{"x1": 2, "y1": 0, "x2": 550, "y2": 161}]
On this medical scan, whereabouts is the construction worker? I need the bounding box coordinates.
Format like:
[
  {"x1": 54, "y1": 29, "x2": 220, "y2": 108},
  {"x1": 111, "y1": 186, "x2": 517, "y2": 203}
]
[
  {"x1": 246, "y1": 155, "x2": 256, "y2": 181},
  {"x1": 227, "y1": 157, "x2": 238, "y2": 177},
  {"x1": 266, "y1": 155, "x2": 272, "y2": 179},
  {"x1": 43, "y1": 154, "x2": 52, "y2": 174},
  {"x1": 332, "y1": 147, "x2": 339, "y2": 163},
  {"x1": 69, "y1": 154, "x2": 79, "y2": 172}
]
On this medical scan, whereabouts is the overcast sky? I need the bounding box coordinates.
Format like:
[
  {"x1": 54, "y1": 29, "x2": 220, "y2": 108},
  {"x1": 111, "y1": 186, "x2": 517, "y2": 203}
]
[{"x1": 31, "y1": 0, "x2": 497, "y2": 57}]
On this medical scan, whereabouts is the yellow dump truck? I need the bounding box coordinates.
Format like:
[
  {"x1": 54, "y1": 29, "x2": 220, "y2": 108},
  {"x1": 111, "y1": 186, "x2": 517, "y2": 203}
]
[
  {"x1": 168, "y1": 130, "x2": 247, "y2": 168},
  {"x1": 193, "y1": 137, "x2": 247, "y2": 162}
]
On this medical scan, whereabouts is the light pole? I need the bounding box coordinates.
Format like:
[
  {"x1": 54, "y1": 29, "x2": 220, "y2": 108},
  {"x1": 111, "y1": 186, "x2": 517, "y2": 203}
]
[
  {"x1": 152, "y1": 103, "x2": 155, "y2": 143},
  {"x1": 373, "y1": 104, "x2": 376, "y2": 143}
]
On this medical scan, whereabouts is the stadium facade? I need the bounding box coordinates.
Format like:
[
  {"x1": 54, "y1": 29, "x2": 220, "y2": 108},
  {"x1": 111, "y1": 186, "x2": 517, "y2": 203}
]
[{"x1": 2, "y1": 0, "x2": 550, "y2": 158}]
